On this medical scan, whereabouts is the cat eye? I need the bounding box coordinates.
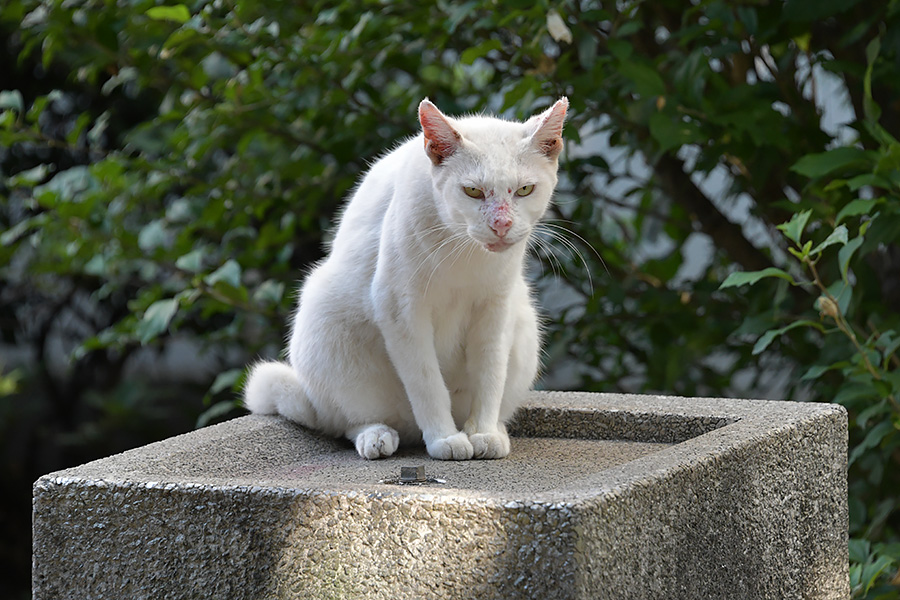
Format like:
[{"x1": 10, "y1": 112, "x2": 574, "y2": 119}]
[
  {"x1": 516, "y1": 184, "x2": 535, "y2": 197},
  {"x1": 463, "y1": 186, "x2": 485, "y2": 199}
]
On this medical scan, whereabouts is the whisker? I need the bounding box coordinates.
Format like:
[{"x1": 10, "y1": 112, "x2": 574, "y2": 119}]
[
  {"x1": 422, "y1": 230, "x2": 472, "y2": 295},
  {"x1": 413, "y1": 227, "x2": 468, "y2": 291},
  {"x1": 540, "y1": 230, "x2": 573, "y2": 281},
  {"x1": 525, "y1": 236, "x2": 548, "y2": 278},
  {"x1": 540, "y1": 221, "x2": 609, "y2": 277},
  {"x1": 410, "y1": 226, "x2": 468, "y2": 282},
  {"x1": 538, "y1": 226, "x2": 594, "y2": 295},
  {"x1": 528, "y1": 232, "x2": 563, "y2": 280},
  {"x1": 533, "y1": 221, "x2": 608, "y2": 297}
]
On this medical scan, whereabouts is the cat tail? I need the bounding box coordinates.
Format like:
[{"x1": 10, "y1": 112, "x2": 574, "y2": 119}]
[{"x1": 243, "y1": 361, "x2": 318, "y2": 429}]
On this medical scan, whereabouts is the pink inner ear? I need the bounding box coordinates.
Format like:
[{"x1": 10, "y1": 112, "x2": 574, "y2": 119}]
[
  {"x1": 538, "y1": 137, "x2": 563, "y2": 156},
  {"x1": 419, "y1": 100, "x2": 461, "y2": 165},
  {"x1": 530, "y1": 98, "x2": 568, "y2": 157}
]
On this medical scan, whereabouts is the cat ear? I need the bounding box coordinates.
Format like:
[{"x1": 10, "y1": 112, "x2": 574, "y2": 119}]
[
  {"x1": 527, "y1": 97, "x2": 568, "y2": 159},
  {"x1": 419, "y1": 99, "x2": 462, "y2": 166}
]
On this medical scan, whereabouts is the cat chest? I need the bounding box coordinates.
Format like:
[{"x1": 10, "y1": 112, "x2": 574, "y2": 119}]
[
  {"x1": 429, "y1": 291, "x2": 478, "y2": 360},
  {"x1": 429, "y1": 287, "x2": 510, "y2": 364}
]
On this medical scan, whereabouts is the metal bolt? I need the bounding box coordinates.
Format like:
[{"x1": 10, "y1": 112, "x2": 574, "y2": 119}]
[
  {"x1": 400, "y1": 465, "x2": 426, "y2": 483},
  {"x1": 380, "y1": 465, "x2": 445, "y2": 486}
]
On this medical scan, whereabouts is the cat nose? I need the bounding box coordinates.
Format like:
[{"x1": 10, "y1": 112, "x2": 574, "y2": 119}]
[{"x1": 489, "y1": 215, "x2": 512, "y2": 238}]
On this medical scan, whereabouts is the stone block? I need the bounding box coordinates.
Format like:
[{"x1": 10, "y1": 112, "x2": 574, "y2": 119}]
[{"x1": 32, "y1": 391, "x2": 848, "y2": 599}]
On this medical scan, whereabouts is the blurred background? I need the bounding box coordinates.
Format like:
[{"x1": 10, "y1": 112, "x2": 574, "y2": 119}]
[{"x1": 1, "y1": 1, "x2": 899, "y2": 597}]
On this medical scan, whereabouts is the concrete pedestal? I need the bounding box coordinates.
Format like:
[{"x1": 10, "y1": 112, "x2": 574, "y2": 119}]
[{"x1": 32, "y1": 391, "x2": 848, "y2": 599}]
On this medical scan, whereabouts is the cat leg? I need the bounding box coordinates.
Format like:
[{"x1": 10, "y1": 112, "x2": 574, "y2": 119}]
[
  {"x1": 462, "y1": 298, "x2": 515, "y2": 459},
  {"x1": 347, "y1": 424, "x2": 400, "y2": 460},
  {"x1": 466, "y1": 292, "x2": 540, "y2": 459},
  {"x1": 373, "y1": 295, "x2": 474, "y2": 461},
  {"x1": 464, "y1": 366, "x2": 511, "y2": 460},
  {"x1": 493, "y1": 299, "x2": 541, "y2": 447},
  {"x1": 467, "y1": 425, "x2": 511, "y2": 460}
]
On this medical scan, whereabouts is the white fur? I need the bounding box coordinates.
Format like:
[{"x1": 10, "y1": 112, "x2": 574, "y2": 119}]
[{"x1": 243, "y1": 98, "x2": 568, "y2": 460}]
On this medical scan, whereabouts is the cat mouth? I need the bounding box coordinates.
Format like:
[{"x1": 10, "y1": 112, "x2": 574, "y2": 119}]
[{"x1": 485, "y1": 239, "x2": 514, "y2": 253}]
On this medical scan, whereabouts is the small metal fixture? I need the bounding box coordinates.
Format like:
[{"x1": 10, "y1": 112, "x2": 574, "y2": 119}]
[
  {"x1": 381, "y1": 465, "x2": 446, "y2": 486},
  {"x1": 400, "y1": 465, "x2": 426, "y2": 483}
]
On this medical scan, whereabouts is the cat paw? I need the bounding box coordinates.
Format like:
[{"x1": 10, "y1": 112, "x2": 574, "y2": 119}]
[
  {"x1": 426, "y1": 432, "x2": 474, "y2": 460},
  {"x1": 469, "y1": 430, "x2": 511, "y2": 459},
  {"x1": 354, "y1": 425, "x2": 400, "y2": 460}
]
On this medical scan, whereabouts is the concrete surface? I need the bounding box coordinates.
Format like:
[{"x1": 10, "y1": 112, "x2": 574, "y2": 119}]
[{"x1": 32, "y1": 391, "x2": 848, "y2": 599}]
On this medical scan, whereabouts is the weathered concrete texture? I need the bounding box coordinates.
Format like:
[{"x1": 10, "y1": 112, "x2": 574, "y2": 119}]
[{"x1": 32, "y1": 391, "x2": 848, "y2": 599}]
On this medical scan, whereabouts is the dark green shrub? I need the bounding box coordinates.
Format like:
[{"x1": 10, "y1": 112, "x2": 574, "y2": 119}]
[{"x1": 2, "y1": 1, "x2": 898, "y2": 596}]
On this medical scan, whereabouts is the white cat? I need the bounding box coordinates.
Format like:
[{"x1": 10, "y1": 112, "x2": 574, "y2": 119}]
[{"x1": 243, "y1": 97, "x2": 568, "y2": 460}]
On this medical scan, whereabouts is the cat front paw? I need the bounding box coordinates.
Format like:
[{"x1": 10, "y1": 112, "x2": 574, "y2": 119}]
[
  {"x1": 426, "y1": 432, "x2": 474, "y2": 460},
  {"x1": 469, "y1": 430, "x2": 511, "y2": 460},
  {"x1": 354, "y1": 424, "x2": 400, "y2": 460}
]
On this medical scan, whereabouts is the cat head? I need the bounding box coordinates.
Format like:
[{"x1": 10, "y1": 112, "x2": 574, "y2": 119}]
[{"x1": 418, "y1": 98, "x2": 568, "y2": 253}]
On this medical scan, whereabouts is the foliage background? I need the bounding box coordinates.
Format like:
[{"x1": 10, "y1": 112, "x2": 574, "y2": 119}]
[{"x1": 2, "y1": 0, "x2": 899, "y2": 597}]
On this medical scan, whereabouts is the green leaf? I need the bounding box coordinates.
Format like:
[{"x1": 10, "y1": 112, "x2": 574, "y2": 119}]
[
  {"x1": 849, "y1": 538, "x2": 871, "y2": 564},
  {"x1": 649, "y1": 112, "x2": 701, "y2": 153},
  {"x1": 205, "y1": 259, "x2": 242, "y2": 288},
  {"x1": 800, "y1": 364, "x2": 834, "y2": 381},
  {"x1": 856, "y1": 400, "x2": 889, "y2": 429},
  {"x1": 0, "y1": 215, "x2": 45, "y2": 246},
  {"x1": 752, "y1": 320, "x2": 823, "y2": 355},
  {"x1": 9, "y1": 163, "x2": 50, "y2": 186},
  {"x1": 175, "y1": 248, "x2": 205, "y2": 273},
  {"x1": 736, "y1": 6, "x2": 758, "y2": 35},
  {"x1": 838, "y1": 236, "x2": 864, "y2": 281},
  {"x1": 0, "y1": 368, "x2": 22, "y2": 396},
  {"x1": 837, "y1": 198, "x2": 880, "y2": 224},
  {"x1": 618, "y1": 60, "x2": 665, "y2": 97},
  {"x1": 784, "y1": 0, "x2": 862, "y2": 21},
  {"x1": 719, "y1": 267, "x2": 798, "y2": 289},
  {"x1": 577, "y1": 32, "x2": 598, "y2": 69},
  {"x1": 253, "y1": 279, "x2": 285, "y2": 305},
  {"x1": 445, "y1": 1, "x2": 477, "y2": 34},
  {"x1": 835, "y1": 382, "x2": 880, "y2": 409},
  {"x1": 790, "y1": 147, "x2": 875, "y2": 179},
  {"x1": 136, "y1": 298, "x2": 178, "y2": 345},
  {"x1": 849, "y1": 420, "x2": 895, "y2": 466},
  {"x1": 777, "y1": 210, "x2": 812, "y2": 246},
  {"x1": 162, "y1": 26, "x2": 200, "y2": 50},
  {"x1": 823, "y1": 178, "x2": 847, "y2": 192},
  {"x1": 66, "y1": 113, "x2": 91, "y2": 145},
  {"x1": 616, "y1": 20, "x2": 643, "y2": 37},
  {"x1": 752, "y1": 330, "x2": 781, "y2": 356},
  {"x1": 502, "y1": 78, "x2": 539, "y2": 111},
  {"x1": 83, "y1": 254, "x2": 107, "y2": 277},
  {"x1": 810, "y1": 224, "x2": 848, "y2": 256},
  {"x1": 209, "y1": 368, "x2": 243, "y2": 396},
  {"x1": 33, "y1": 165, "x2": 92, "y2": 202},
  {"x1": 858, "y1": 556, "x2": 895, "y2": 596},
  {"x1": 145, "y1": 5, "x2": 191, "y2": 24},
  {"x1": 876, "y1": 542, "x2": 900, "y2": 561},
  {"x1": 877, "y1": 331, "x2": 900, "y2": 369},
  {"x1": 849, "y1": 562, "x2": 863, "y2": 590},
  {"x1": 0, "y1": 109, "x2": 15, "y2": 129},
  {"x1": 0, "y1": 89, "x2": 24, "y2": 113},
  {"x1": 846, "y1": 174, "x2": 891, "y2": 192},
  {"x1": 460, "y1": 40, "x2": 502, "y2": 65},
  {"x1": 863, "y1": 118, "x2": 898, "y2": 150},
  {"x1": 863, "y1": 37, "x2": 881, "y2": 122},
  {"x1": 138, "y1": 220, "x2": 167, "y2": 252}
]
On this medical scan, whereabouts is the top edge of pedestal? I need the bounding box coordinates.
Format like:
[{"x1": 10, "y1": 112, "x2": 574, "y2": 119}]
[{"x1": 34, "y1": 391, "x2": 846, "y2": 506}]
